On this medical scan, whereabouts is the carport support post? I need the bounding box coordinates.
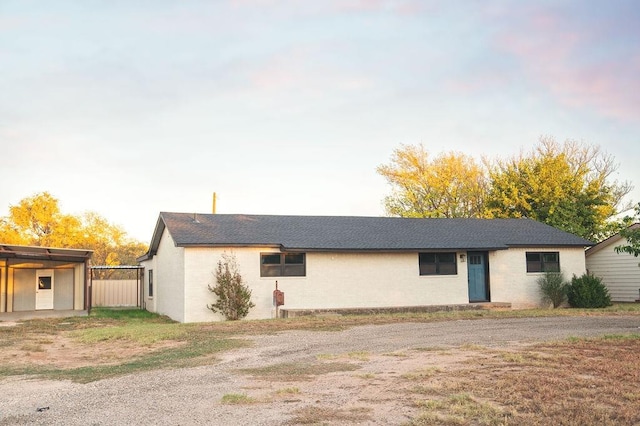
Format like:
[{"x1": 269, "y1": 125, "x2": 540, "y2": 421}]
[{"x1": 88, "y1": 262, "x2": 93, "y2": 315}]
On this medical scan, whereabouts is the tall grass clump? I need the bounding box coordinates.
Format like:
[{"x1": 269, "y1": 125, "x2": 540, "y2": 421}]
[{"x1": 537, "y1": 271, "x2": 568, "y2": 308}]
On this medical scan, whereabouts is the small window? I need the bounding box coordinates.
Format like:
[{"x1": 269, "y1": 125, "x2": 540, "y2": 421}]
[
  {"x1": 419, "y1": 252, "x2": 457, "y2": 275},
  {"x1": 526, "y1": 252, "x2": 559, "y2": 273},
  {"x1": 260, "y1": 253, "x2": 306, "y2": 277},
  {"x1": 38, "y1": 276, "x2": 52, "y2": 290},
  {"x1": 148, "y1": 269, "x2": 154, "y2": 298}
]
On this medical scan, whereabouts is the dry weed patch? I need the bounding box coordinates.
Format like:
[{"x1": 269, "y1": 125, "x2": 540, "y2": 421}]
[
  {"x1": 287, "y1": 405, "x2": 372, "y2": 424},
  {"x1": 275, "y1": 387, "x2": 300, "y2": 395},
  {"x1": 402, "y1": 367, "x2": 443, "y2": 380},
  {"x1": 406, "y1": 335, "x2": 640, "y2": 425},
  {"x1": 237, "y1": 361, "x2": 360, "y2": 381},
  {"x1": 411, "y1": 393, "x2": 511, "y2": 425},
  {"x1": 220, "y1": 393, "x2": 257, "y2": 404}
]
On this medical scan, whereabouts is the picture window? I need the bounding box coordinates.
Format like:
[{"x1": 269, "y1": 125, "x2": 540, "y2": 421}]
[
  {"x1": 419, "y1": 252, "x2": 457, "y2": 275},
  {"x1": 526, "y1": 252, "x2": 560, "y2": 273},
  {"x1": 260, "y1": 253, "x2": 306, "y2": 277}
]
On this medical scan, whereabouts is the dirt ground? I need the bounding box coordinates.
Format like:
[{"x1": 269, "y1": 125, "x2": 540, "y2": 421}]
[{"x1": 1, "y1": 315, "x2": 639, "y2": 425}]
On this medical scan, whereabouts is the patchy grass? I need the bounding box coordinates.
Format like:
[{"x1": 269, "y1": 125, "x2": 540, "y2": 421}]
[
  {"x1": 405, "y1": 335, "x2": 640, "y2": 425},
  {"x1": 237, "y1": 361, "x2": 360, "y2": 381},
  {"x1": 356, "y1": 372, "x2": 376, "y2": 379},
  {"x1": 347, "y1": 351, "x2": 370, "y2": 361},
  {"x1": 89, "y1": 307, "x2": 162, "y2": 321},
  {"x1": 0, "y1": 309, "x2": 248, "y2": 383},
  {"x1": 383, "y1": 351, "x2": 409, "y2": 357},
  {"x1": 221, "y1": 393, "x2": 257, "y2": 404},
  {"x1": 20, "y1": 343, "x2": 45, "y2": 353},
  {"x1": 286, "y1": 406, "x2": 372, "y2": 425},
  {"x1": 275, "y1": 387, "x2": 300, "y2": 395},
  {"x1": 402, "y1": 367, "x2": 443, "y2": 381},
  {"x1": 0, "y1": 335, "x2": 247, "y2": 383},
  {"x1": 71, "y1": 323, "x2": 188, "y2": 345},
  {"x1": 1, "y1": 305, "x2": 639, "y2": 385},
  {"x1": 317, "y1": 351, "x2": 370, "y2": 361},
  {"x1": 411, "y1": 393, "x2": 510, "y2": 425},
  {"x1": 498, "y1": 352, "x2": 526, "y2": 363}
]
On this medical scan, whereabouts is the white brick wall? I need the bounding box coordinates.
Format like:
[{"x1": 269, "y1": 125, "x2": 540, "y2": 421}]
[
  {"x1": 141, "y1": 229, "x2": 186, "y2": 322},
  {"x1": 153, "y1": 245, "x2": 589, "y2": 323},
  {"x1": 490, "y1": 247, "x2": 588, "y2": 308},
  {"x1": 184, "y1": 248, "x2": 468, "y2": 323}
]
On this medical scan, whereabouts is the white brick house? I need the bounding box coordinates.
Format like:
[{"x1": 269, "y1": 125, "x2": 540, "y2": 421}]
[{"x1": 137, "y1": 213, "x2": 593, "y2": 323}]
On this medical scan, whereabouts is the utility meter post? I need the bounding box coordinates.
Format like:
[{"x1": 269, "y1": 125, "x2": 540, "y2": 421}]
[{"x1": 273, "y1": 280, "x2": 285, "y2": 318}]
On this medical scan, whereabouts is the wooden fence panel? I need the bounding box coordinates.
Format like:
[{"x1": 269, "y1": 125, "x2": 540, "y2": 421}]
[{"x1": 92, "y1": 279, "x2": 138, "y2": 307}]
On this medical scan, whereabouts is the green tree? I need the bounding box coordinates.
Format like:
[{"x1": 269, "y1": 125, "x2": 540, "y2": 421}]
[
  {"x1": 486, "y1": 138, "x2": 632, "y2": 241},
  {"x1": 0, "y1": 192, "x2": 148, "y2": 273},
  {"x1": 615, "y1": 203, "x2": 640, "y2": 257},
  {"x1": 207, "y1": 252, "x2": 255, "y2": 320},
  {"x1": 377, "y1": 144, "x2": 488, "y2": 218}
]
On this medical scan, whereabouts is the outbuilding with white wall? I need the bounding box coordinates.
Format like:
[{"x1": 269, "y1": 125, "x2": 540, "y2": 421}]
[
  {"x1": 0, "y1": 245, "x2": 92, "y2": 320},
  {"x1": 586, "y1": 224, "x2": 640, "y2": 302}
]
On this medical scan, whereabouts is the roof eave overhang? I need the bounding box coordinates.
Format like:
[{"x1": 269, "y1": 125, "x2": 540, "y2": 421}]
[
  {"x1": 140, "y1": 215, "x2": 168, "y2": 261},
  {"x1": 173, "y1": 245, "x2": 509, "y2": 252},
  {"x1": 176, "y1": 243, "x2": 284, "y2": 249},
  {"x1": 586, "y1": 223, "x2": 639, "y2": 256},
  {"x1": 507, "y1": 243, "x2": 595, "y2": 249}
]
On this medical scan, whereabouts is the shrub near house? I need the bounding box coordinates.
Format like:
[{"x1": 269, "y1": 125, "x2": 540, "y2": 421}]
[{"x1": 567, "y1": 274, "x2": 612, "y2": 309}]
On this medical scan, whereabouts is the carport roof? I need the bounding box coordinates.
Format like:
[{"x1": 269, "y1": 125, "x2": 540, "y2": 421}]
[{"x1": 0, "y1": 244, "x2": 93, "y2": 262}]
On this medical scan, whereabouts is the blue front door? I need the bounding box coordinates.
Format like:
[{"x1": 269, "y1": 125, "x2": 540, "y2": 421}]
[{"x1": 467, "y1": 252, "x2": 488, "y2": 302}]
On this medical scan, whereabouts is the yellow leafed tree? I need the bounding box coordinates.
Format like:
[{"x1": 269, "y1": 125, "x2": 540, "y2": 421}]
[
  {"x1": 485, "y1": 137, "x2": 633, "y2": 240},
  {"x1": 377, "y1": 144, "x2": 488, "y2": 218},
  {"x1": 0, "y1": 192, "x2": 147, "y2": 273}
]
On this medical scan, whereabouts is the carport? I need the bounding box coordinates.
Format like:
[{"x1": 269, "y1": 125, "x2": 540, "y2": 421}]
[{"x1": 0, "y1": 244, "x2": 93, "y2": 320}]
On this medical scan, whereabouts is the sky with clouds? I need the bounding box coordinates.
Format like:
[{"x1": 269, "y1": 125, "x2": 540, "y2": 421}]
[{"x1": 1, "y1": 0, "x2": 639, "y2": 242}]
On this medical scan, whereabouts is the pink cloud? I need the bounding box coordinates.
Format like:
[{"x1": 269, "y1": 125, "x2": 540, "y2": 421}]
[
  {"x1": 230, "y1": 0, "x2": 428, "y2": 18},
  {"x1": 246, "y1": 44, "x2": 375, "y2": 98},
  {"x1": 492, "y1": 5, "x2": 640, "y2": 121},
  {"x1": 327, "y1": 0, "x2": 431, "y2": 16},
  {"x1": 0, "y1": 12, "x2": 66, "y2": 32}
]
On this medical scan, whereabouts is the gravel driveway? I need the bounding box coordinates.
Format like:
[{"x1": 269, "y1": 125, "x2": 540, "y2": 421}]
[{"x1": 2, "y1": 315, "x2": 638, "y2": 425}]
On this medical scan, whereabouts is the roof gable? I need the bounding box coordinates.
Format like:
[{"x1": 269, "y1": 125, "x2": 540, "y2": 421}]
[
  {"x1": 143, "y1": 213, "x2": 593, "y2": 257},
  {"x1": 585, "y1": 223, "x2": 640, "y2": 257}
]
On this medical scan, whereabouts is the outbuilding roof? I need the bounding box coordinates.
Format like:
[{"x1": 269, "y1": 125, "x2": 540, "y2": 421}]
[
  {"x1": 141, "y1": 212, "x2": 593, "y2": 258},
  {"x1": 0, "y1": 244, "x2": 93, "y2": 263},
  {"x1": 585, "y1": 223, "x2": 640, "y2": 257}
]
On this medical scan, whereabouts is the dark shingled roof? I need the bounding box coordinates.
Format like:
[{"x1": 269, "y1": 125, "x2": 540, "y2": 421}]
[{"x1": 143, "y1": 212, "x2": 593, "y2": 256}]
